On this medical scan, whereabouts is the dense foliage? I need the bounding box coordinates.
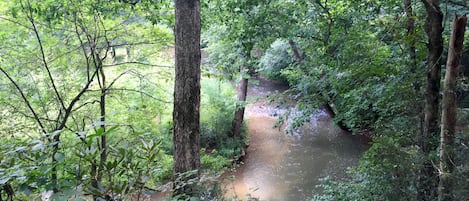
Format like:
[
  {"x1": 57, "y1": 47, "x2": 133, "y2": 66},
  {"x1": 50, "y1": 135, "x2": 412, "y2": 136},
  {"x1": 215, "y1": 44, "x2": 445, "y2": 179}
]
[
  {"x1": 1, "y1": 0, "x2": 469, "y2": 200},
  {"x1": 203, "y1": 0, "x2": 469, "y2": 200},
  {"x1": 0, "y1": 1, "x2": 241, "y2": 200}
]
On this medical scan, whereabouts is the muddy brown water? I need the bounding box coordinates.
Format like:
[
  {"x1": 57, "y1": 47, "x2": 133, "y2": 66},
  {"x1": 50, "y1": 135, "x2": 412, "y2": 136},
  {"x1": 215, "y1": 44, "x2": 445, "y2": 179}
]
[{"x1": 223, "y1": 77, "x2": 369, "y2": 201}]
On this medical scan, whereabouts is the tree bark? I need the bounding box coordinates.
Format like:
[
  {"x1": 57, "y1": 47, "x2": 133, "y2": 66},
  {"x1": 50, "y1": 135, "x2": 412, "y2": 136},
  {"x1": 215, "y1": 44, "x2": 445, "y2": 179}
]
[
  {"x1": 231, "y1": 67, "x2": 249, "y2": 139},
  {"x1": 418, "y1": 1, "x2": 444, "y2": 200},
  {"x1": 438, "y1": 15, "x2": 467, "y2": 201},
  {"x1": 97, "y1": 62, "x2": 107, "y2": 196},
  {"x1": 173, "y1": 0, "x2": 201, "y2": 197}
]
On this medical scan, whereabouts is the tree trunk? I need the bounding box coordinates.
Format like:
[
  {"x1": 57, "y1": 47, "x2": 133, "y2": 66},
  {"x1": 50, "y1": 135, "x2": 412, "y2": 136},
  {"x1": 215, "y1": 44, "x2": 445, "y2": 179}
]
[
  {"x1": 323, "y1": 103, "x2": 352, "y2": 132},
  {"x1": 97, "y1": 64, "x2": 107, "y2": 188},
  {"x1": 418, "y1": 1, "x2": 444, "y2": 200},
  {"x1": 288, "y1": 39, "x2": 303, "y2": 62},
  {"x1": 231, "y1": 66, "x2": 249, "y2": 139},
  {"x1": 405, "y1": 0, "x2": 425, "y2": 149},
  {"x1": 173, "y1": 0, "x2": 201, "y2": 197},
  {"x1": 405, "y1": 0, "x2": 419, "y2": 91},
  {"x1": 438, "y1": 15, "x2": 467, "y2": 201}
]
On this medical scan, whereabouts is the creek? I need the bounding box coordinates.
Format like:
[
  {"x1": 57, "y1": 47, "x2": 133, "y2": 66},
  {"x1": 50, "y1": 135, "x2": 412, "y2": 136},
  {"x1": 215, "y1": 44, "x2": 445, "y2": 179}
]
[{"x1": 223, "y1": 77, "x2": 369, "y2": 201}]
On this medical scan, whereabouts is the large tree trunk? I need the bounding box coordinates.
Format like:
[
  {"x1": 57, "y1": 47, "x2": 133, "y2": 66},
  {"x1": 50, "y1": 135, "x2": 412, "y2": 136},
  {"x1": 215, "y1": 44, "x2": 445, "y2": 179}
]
[
  {"x1": 418, "y1": 1, "x2": 444, "y2": 200},
  {"x1": 173, "y1": 0, "x2": 201, "y2": 197},
  {"x1": 438, "y1": 15, "x2": 467, "y2": 201},
  {"x1": 231, "y1": 66, "x2": 249, "y2": 139}
]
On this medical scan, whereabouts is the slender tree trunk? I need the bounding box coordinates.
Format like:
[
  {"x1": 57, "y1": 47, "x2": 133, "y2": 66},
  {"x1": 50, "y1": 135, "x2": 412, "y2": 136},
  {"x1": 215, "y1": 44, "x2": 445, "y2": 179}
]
[
  {"x1": 323, "y1": 103, "x2": 351, "y2": 132},
  {"x1": 418, "y1": 1, "x2": 444, "y2": 200},
  {"x1": 90, "y1": 159, "x2": 98, "y2": 199},
  {"x1": 438, "y1": 15, "x2": 467, "y2": 201},
  {"x1": 405, "y1": 0, "x2": 427, "y2": 195},
  {"x1": 173, "y1": 0, "x2": 201, "y2": 196},
  {"x1": 405, "y1": 0, "x2": 425, "y2": 141},
  {"x1": 405, "y1": 0, "x2": 418, "y2": 90},
  {"x1": 231, "y1": 66, "x2": 249, "y2": 139},
  {"x1": 288, "y1": 39, "x2": 303, "y2": 61},
  {"x1": 97, "y1": 65, "x2": 107, "y2": 186}
]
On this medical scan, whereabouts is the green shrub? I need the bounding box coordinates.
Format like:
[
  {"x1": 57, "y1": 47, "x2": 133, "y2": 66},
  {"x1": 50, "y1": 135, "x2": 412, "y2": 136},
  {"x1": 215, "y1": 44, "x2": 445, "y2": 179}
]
[
  {"x1": 201, "y1": 149, "x2": 231, "y2": 173},
  {"x1": 200, "y1": 78, "x2": 239, "y2": 152},
  {"x1": 313, "y1": 133, "x2": 419, "y2": 201},
  {"x1": 258, "y1": 39, "x2": 295, "y2": 82}
]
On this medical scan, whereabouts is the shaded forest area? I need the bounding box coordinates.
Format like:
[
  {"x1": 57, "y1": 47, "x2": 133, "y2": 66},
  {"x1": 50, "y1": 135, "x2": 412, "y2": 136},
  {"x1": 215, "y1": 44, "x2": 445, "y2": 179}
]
[{"x1": 0, "y1": 0, "x2": 469, "y2": 200}]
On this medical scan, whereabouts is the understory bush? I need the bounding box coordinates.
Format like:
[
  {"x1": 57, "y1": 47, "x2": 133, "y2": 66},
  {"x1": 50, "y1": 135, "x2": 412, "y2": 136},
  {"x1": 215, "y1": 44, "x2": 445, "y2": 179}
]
[
  {"x1": 258, "y1": 39, "x2": 295, "y2": 82},
  {"x1": 0, "y1": 77, "x2": 242, "y2": 200},
  {"x1": 313, "y1": 132, "x2": 419, "y2": 201},
  {"x1": 200, "y1": 78, "x2": 246, "y2": 159}
]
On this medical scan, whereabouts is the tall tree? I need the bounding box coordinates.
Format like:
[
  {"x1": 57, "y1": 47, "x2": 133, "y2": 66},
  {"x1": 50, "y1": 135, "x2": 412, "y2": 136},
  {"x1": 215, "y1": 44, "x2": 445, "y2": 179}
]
[
  {"x1": 418, "y1": 0, "x2": 444, "y2": 200},
  {"x1": 438, "y1": 15, "x2": 467, "y2": 201},
  {"x1": 172, "y1": 0, "x2": 201, "y2": 196}
]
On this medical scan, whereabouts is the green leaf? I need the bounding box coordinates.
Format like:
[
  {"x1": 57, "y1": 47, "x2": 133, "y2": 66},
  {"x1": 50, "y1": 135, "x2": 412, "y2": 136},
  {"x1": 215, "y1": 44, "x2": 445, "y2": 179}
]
[
  {"x1": 54, "y1": 152, "x2": 65, "y2": 162},
  {"x1": 31, "y1": 141, "x2": 44, "y2": 151},
  {"x1": 105, "y1": 126, "x2": 119, "y2": 135},
  {"x1": 0, "y1": 177, "x2": 9, "y2": 185},
  {"x1": 87, "y1": 127, "x2": 105, "y2": 139}
]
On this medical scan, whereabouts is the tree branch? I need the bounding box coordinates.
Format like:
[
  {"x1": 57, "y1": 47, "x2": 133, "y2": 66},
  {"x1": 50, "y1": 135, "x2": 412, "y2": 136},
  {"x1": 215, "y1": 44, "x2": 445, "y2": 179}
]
[
  {"x1": 103, "y1": 61, "x2": 173, "y2": 68},
  {"x1": 4, "y1": 100, "x2": 57, "y2": 124},
  {"x1": 106, "y1": 70, "x2": 135, "y2": 89},
  {"x1": 0, "y1": 16, "x2": 31, "y2": 30},
  {"x1": 23, "y1": 0, "x2": 67, "y2": 112},
  {"x1": 73, "y1": 13, "x2": 92, "y2": 82},
  {"x1": 88, "y1": 88, "x2": 171, "y2": 103},
  {"x1": 109, "y1": 41, "x2": 169, "y2": 48},
  {"x1": 0, "y1": 67, "x2": 46, "y2": 134},
  {"x1": 56, "y1": 66, "x2": 100, "y2": 131},
  {"x1": 29, "y1": 74, "x2": 53, "y2": 123},
  {"x1": 72, "y1": 100, "x2": 101, "y2": 112}
]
